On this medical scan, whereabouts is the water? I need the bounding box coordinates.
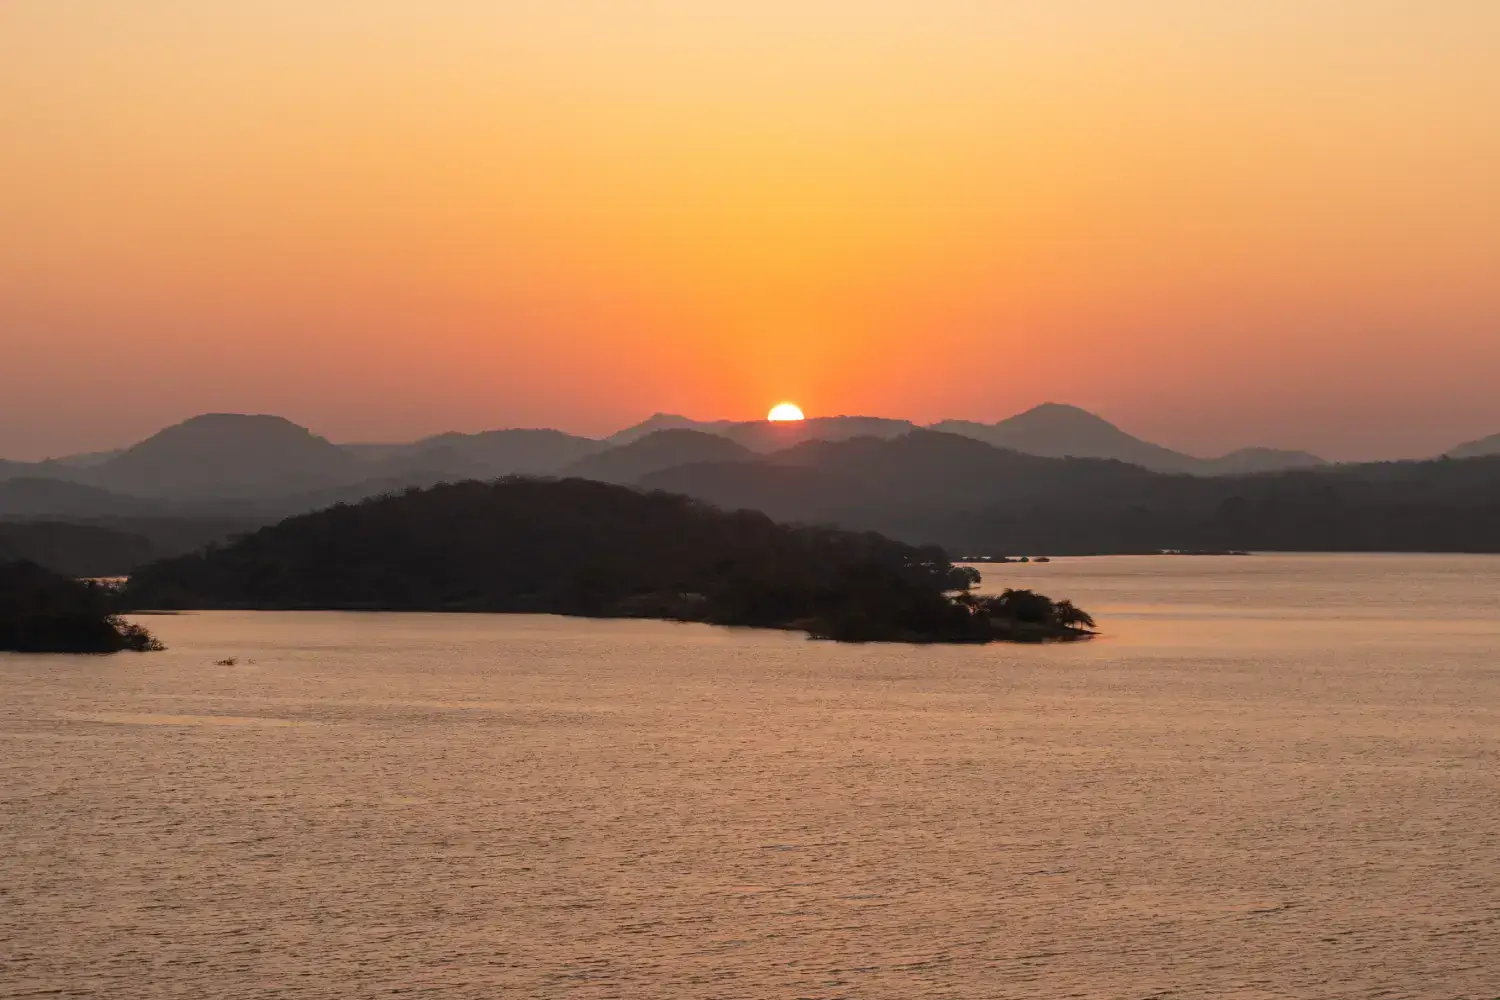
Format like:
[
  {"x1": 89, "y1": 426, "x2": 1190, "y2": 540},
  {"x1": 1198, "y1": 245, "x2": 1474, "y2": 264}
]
[{"x1": 3, "y1": 554, "x2": 1498, "y2": 998}]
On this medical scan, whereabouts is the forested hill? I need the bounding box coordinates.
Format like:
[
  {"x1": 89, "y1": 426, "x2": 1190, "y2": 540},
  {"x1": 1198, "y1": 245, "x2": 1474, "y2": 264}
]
[
  {"x1": 641, "y1": 434, "x2": 1500, "y2": 555},
  {"x1": 122, "y1": 478, "x2": 1092, "y2": 642}
]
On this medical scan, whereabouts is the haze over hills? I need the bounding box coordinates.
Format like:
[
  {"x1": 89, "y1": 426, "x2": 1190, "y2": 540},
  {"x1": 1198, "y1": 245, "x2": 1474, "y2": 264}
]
[
  {"x1": 610, "y1": 405, "x2": 1329, "y2": 474},
  {"x1": 0, "y1": 415, "x2": 603, "y2": 504},
  {"x1": 1448, "y1": 433, "x2": 1500, "y2": 460},
  {"x1": 48, "y1": 449, "x2": 124, "y2": 469},
  {"x1": 606, "y1": 413, "x2": 742, "y2": 447},
  {"x1": 0, "y1": 478, "x2": 163, "y2": 519},
  {"x1": 562, "y1": 429, "x2": 754, "y2": 485},
  {"x1": 607, "y1": 414, "x2": 916, "y2": 452},
  {"x1": 641, "y1": 431, "x2": 1500, "y2": 555},
  {"x1": 3, "y1": 405, "x2": 1500, "y2": 573},
  {"x1": 642, "y1": 430, "x2": 1164, "y2": 530},
  {"x1": 0, "y1": 405, "x2": 1497, "y2": 563},
  {"x1": 930, "y1": 404, "x2": 1328, "y2": 475},
  {"x1": 0, "y1": 520, "x2": 158, "y2": 578},
  {"x1": 1196, "y1": 447, "x2": 1328, "y2": 476},
  {"x1": 0, "y1": 404, "x2": 1348, "y2": 503},
  {"x1": 75, "y1": 414, "x2": 357, "y2": 499},
  {"x1": 347, "y1": 428, "x2": 603, "y2": 478},
  {"x1": 933, "y1": 404, "x2": 1197, "y2": 472}
]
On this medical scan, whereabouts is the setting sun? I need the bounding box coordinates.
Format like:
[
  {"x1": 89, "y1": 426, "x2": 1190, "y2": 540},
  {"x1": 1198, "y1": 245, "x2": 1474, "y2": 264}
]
[{"x1": 767, "y1": 403, "x2": 805, "y2": 422}]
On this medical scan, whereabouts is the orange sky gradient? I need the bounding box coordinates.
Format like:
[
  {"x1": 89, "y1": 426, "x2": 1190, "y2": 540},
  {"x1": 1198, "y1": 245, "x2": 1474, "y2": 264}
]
[{"x1": 2, "y1": 2, "x2": 1498, "y2": 460}]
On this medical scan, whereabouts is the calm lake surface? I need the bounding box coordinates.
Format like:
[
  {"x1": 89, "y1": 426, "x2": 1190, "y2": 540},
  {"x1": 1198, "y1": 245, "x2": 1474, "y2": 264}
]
[{"x1": 3, "y1": 554, "x2": 1498, "y2": 998}]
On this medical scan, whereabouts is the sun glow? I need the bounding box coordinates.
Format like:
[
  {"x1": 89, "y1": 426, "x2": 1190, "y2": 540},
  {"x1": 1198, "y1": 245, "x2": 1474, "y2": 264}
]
[{"x1": 767, "y1": 402, "x2": 805, "y2": 422}]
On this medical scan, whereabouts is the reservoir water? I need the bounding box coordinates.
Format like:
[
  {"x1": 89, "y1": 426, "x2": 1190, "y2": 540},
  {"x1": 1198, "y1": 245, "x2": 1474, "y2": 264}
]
[{"x1": 3, "y1": 554, "x2": 1498, "y2": 997}]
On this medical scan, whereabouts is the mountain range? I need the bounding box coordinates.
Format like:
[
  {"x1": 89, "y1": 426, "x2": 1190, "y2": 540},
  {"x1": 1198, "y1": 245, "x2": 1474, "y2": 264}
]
[
  {"x1": 0, "y1": 402, "x2": 1363, "y2": 504},
  {"x1": 4, "y1": 405, "x2": 1500, "y2": 569},
  {"x1": 638, "y1": 431, "x2": 1500, "y2": 554}
]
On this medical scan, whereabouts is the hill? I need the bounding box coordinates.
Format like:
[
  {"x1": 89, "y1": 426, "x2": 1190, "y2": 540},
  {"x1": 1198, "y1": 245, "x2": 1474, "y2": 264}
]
[
  {"x1": 3, "y1": 406, "x2": 1333, "y2": 508},
  {"x1": 0, "y1": 515, "x2": 261, "y2": 577},
  {"x1": 356, "y1": 428, "x2": 602, "y2": 479},
  {"x1": 0, "y1": 457, "x2": 88, "y2": 485},
  {"x1": 640, "y1": 432, "x2": 1500, "y2": 554},
  {"x1": 0, "y1": 522, "x2": 156, "y2": 578},
  {"x1": 91, "y1": 414, "x2": 358, "y2": 498},
  {"x1": 563, "y1": 429, "x2": 754, "y2": 484},
  {"x1": 0, "y1": 459, "x2": 35, "y2": 482},
  {"x1": 122, "y1": 478, "x2": 1092, "y2": 643},
  {"x1": 1448, "y1": 433, "x2": 1500, "y2": 459},
  {"x1": 727, "y1": 416, "x2": 915, "y2": 452},
  {"x1": 0, "y1": 478, "x2": 161, "y2": 518},
  {"x1": 932, "y1": 403, "x2": 1199, "y2": 472},
  {"x1": 12, "y1": 418, "x2": 603, "y2": 502},
  {"x1": 1197, "y1": 447, "x2": 1328, "y2": 476},
  {"x1": 643, "y1": 430, "x2": 1162, "y2": 538},
  {"x1": 932, "y1": 404, "x2": 1325, "y2": 475},
  {"x1": 49, "y1": 449, "x2": 124, "y2": 469},
  {"x1": 608, "y1": 414, "x2": 915, "y2": 452},
  {"x1": 606, "y1": 413, "x2": 736, "y2": 446}
]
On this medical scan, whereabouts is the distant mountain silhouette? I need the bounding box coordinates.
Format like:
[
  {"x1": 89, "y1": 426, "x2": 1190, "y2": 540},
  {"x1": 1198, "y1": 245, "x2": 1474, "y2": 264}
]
[
  {"x1": 932, "y1": 403, "x2": 1199, "y2": 472},
  {"x1": 90, "y1": 414, "x2": 358, "y2": 498},
  {"x1": 643, "y1": 430, "x2": 1161, "y2": 532},
  {"x1": 729, "y1": 416, "x2": 915, "y2": 452},
  {"x1": 0, "y1": 457, "x2": 83, "y2": 485},
  {"x1": 1196, "y1": 447, "x2": 1328, "y2": 476},
  {"x1": 0, "y1": 514, "x2": 258, "y2": 576},
  {"x1": 563, "y1": 429, "x2": 754, "y2": 484},
  {"x1": 0, "y1": 478, "x2": 161, "y2": 518},
  {"x1": 8, "y1": 418, "x2": 1500, "y2": 569},
  {"x1": 609, "y1": 413, "x2": 916, "y2": 452},
  {"x1": 0, "y1": 472, "x2": 263, "y2": 574},
  {"x1": 0, "y1": 403, "x2": 1440, "y2": 524},
  {"x1": 355, "y1": 428, "x2": 603, "y2": 480},
  {"x1": 0, "y1": 460, "x2": 36, "y2": 483},
  {"x1": 2, "y1": 406, "x2": 1336, "y2": 507},
  {"x1": 0, "y1": 522, "x2": 156, "y2": 578},
  {"x1": 644, "y1": 432, "x2": 1500, "y2": 553},
  {"x1": 1447, "y1": 433, "x2": 1500, "y2": 459},
  {"x1": 934, "y1": 404, "x2": 1325, "y2": 475},
  {"x1": 606, "y1": 413, "x2": 737, "y2": 446},
  {"x1": 49, "y1": 449, "x2": 124, "y2": 469}
]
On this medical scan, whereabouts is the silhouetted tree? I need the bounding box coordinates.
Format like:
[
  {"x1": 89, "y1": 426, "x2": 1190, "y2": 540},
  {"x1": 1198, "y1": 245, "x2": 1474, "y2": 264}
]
[{"x1": 0, "y1": 561, "x2": 162, "y2": 653}]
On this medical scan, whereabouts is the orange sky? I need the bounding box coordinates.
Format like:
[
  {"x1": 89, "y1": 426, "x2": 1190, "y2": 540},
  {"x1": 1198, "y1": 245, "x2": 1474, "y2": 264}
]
[{"x1": 2, "y1": 1, "x2": 1498, "y2": 460}]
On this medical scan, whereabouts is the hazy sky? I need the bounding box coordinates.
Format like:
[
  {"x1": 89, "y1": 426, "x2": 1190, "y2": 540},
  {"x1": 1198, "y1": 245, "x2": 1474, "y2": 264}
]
[{"x1": 2, "y1": 1, "x2": 1498, "y2": 460}]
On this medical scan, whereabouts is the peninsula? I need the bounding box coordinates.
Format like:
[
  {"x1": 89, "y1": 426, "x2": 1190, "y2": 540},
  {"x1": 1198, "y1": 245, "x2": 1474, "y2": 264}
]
[{"x1": 123, "y1": 478, "x2": 1095, "y2": 644}]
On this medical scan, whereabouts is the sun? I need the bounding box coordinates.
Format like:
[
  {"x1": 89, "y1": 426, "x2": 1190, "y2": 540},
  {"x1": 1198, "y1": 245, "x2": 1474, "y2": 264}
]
[{"x1": 767, "y1": 402, "x2": 805, "y2": 422}]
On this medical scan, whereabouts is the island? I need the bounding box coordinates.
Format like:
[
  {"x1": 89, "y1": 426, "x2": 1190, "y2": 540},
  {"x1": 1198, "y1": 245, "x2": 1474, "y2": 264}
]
[
  {"x1": 1, "y1": 560, "x2": 163, "y2": 653},
  {"x1": 123, "y1": 478, "x2": 1095, "y2": 644}
]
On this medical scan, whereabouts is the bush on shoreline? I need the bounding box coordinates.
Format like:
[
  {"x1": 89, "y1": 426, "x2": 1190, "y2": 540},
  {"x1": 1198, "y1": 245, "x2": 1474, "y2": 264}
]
[{"x1": 0, "y1": 561, "x2": 163, "y2": 653}]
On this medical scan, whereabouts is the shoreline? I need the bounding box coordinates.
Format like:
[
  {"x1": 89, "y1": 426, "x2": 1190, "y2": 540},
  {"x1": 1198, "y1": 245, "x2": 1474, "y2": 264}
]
[{"x1": 123, "y1": 602, "x2": 1097, "y2": 645}]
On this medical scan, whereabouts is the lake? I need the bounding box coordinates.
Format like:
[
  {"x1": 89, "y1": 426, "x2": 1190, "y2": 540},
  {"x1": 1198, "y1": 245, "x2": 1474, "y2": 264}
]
[{"x1": 3, "y1": 554, "x2": 1498, "y2": 997}]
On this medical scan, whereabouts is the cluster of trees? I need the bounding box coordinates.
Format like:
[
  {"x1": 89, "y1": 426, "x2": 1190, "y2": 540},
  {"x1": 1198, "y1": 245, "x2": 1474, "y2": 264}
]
[
  {"x1": 122, "y1": 478, "x2": 1092, "y2": 644},
  {"x1": 0, "y1": 561, "x2": 161, "y2": 653},
  {"x1": 812, "y1": 587, "x2": 1096, "y2": 643}
]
